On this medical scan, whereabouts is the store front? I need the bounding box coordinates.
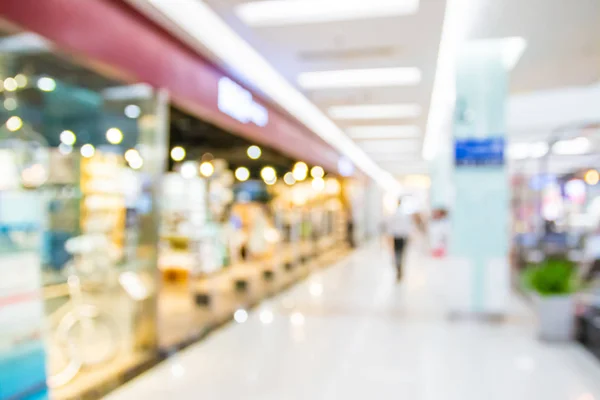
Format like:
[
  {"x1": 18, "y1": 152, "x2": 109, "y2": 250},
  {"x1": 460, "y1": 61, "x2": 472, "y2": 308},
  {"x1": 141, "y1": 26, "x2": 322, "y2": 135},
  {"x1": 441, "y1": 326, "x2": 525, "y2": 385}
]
[
  {"x1": 0, "y1": 3, "x2": 356, "y2": 398},
  {"x1": 156, "y1": 107, "x2": 349, "y2": 350},
  {"x1": 0, "y1": 23, "x2": 168, "y2": 400}
]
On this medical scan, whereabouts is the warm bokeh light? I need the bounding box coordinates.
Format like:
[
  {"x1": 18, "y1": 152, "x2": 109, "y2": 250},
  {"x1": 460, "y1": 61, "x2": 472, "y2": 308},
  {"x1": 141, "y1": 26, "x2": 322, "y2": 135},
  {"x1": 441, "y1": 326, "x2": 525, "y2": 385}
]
[
  {"x1": 284, "y1": 172, "x2": 296, "y2": 185},
  {"x1": 60, "y1": 130, "x2": 76, "y2": 146},
  {"x1": 106, "y1": 128, "x2": 124, "y2": 144},
  {"x1": 293, "y1": 162, "x2": 308, "y2": 181},
  {"x1": 261, "y1": 166, "x2": 276, "y2": 181},
  {"x1": 235, "y1": 167, "x2": 250, "y2": 181},
  {"x1": 3, "y1": 77, "x2": 17, "y2": 92},
  {"x1": 15, "y1": 74, "x2": 27, "y2": 88},
  {"x1": 312, "y1": 177, "x2": 325, "y2": 191},
  {"x1": 180, "y1": 161, "x2": 198, "y2": 179},
  {"x1": 200, "y1": 161, "x2": 215, "y2": 177},
  {"x1": 265, "y1": 177, "x2": 277, "y2": 185},
  {"x1": 21, "y1": 163, "x2": 47, "y2": 188},
  {"x1": 80, "y1": 144, "x2": 95, "y2": 158},
  {"x1": 128, "y1": 156, "x2": 144, "y2": 170},
  {"x1": 325, "y1": 178, "x2": 341, "y2": 194},
  {"x1": 247, "y1": 145, "x2": 262, "y2": 160},
  {"x1": 125, "y1": 148, "x2": 144, "y2": 170},
  {"x1": 585, "y1": 169, "x2": 599, "y2": 186},
  {"x1": 171, "y1": 146, "x2": 186, "y2": 161},
  {"x1": 310, "y1": 166, "x2": 325, "y2": 179},
  {"x1": 6, "y1": 116, "x2": 23, "y2": 132}
]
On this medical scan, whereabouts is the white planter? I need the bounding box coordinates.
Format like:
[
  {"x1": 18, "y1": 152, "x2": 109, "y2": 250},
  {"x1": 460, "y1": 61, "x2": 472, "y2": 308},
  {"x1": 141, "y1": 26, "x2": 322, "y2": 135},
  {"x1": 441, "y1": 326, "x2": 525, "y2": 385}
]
[{"x1": 535, "y1": 294, "x2": 575, "y2": 341}]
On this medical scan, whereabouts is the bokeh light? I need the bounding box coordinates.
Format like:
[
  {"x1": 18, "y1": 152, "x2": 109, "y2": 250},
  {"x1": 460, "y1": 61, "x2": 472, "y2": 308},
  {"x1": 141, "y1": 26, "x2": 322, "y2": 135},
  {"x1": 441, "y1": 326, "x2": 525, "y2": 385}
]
[
  {"x1": 247, "y1": 145, "x2": 262, "y2": 160},
  {"x1": 235, "y1": 167, "x2": 250, "y2": 181},
  {"x1": 171, "y1": 146, "x2": 186, "y2": 161}
]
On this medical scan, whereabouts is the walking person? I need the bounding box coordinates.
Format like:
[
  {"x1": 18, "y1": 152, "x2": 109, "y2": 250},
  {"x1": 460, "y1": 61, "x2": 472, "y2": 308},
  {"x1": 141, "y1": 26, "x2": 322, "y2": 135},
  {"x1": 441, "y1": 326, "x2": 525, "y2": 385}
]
[{"x1": 389, "y1": 200, "x2": 412, "y2": 281}]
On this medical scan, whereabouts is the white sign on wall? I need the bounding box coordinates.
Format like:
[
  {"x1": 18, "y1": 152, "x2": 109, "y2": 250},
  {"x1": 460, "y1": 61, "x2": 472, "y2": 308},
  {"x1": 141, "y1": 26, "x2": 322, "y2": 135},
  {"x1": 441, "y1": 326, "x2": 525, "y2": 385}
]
[{"x1": 218, "y1": 77, "x2": 268, "y2": 127}]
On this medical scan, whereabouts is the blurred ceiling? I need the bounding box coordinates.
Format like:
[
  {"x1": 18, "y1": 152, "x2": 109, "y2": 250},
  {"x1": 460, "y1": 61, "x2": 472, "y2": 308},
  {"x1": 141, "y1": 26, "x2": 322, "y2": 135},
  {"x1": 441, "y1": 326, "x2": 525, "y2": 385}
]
[{"x1": 129, "y1": 0, "x2": 600, "y2": 179}]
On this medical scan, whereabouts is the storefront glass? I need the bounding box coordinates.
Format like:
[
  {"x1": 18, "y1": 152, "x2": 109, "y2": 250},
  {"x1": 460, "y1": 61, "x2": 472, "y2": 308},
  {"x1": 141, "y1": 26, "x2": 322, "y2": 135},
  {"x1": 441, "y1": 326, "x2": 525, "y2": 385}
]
[{"x1": 0, "y1": 26, "x2": 167, "y2": 399}]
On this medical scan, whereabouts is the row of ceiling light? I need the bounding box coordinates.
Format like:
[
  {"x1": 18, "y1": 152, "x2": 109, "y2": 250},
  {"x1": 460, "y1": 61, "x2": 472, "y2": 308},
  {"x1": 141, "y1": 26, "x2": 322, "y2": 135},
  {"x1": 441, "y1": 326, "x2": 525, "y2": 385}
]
[
  {"x1": 509, "y1": 137, "x2": 592, "y2": 160},
  {"x1": 170, "y1": 143, "x2": 329, "y2": 190},
  {"x1": 233, "y1": 0, "x2": 423, "y2": 141}
]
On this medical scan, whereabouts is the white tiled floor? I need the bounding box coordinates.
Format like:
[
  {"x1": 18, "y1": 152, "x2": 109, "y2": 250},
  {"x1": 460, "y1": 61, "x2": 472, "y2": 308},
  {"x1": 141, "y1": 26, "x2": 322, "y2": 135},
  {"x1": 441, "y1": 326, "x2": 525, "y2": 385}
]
[{"x1": 108, "y1": 240, "x2": 600, "y2": 400}]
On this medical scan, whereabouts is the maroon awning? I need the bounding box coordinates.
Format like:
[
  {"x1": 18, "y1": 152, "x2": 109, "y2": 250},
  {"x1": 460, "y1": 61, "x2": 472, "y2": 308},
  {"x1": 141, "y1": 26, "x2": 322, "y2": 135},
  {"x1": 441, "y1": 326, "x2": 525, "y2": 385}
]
[{"x1": 0, "y1": 0, "x2": 342, "y2": 172}]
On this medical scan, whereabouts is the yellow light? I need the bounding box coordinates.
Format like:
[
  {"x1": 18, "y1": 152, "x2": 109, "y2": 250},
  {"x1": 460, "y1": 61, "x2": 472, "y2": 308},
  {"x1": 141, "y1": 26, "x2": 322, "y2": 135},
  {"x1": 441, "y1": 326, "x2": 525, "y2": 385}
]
[
  {"x1": 325, "y1": 178, "x2": 341, "y2": 194},
  {"x1": 261, "y1": 166, "x2": 276, "y2": 181},
  {"x1": 6, "y1": 116, "x2": 23, "y2": 132},
  {"x1": 294, "y1": 161, "x2": 307, "y2": 171},
  {"x1": 128, "y1": 157, "x2": 144, "y2": 170},
  {"x1": 312, "y1": 177, "x2": 325, "y2": 191},
  {"x1": 293, "y1": 161, "x2": 308, "y2": 181},
  {"x1": 247, "y1": 145, "x2": 262, "y2": 160},
  {"x1": 170, "y1": 146, "x2": 186, "y2": 161},
  {"x1": 4, "y1": 78, "x2": 17, "y2": 92},
  {"x1": 180, "y1": 161, "x2": 198, "y2": 179},
  {"x1": 15, "y1": 74, "x2": 27, "y2": 88},
  {"x1": 235, "y1": 167, "x2": 250, "y2": 181},
  {"x1": 125, "y1": 149, "x2": 141, "y2": 163},
  {"x1": 200, "y1": 161, "x2": 215, "y2": 177},
  {"x1": 80, "y1": 144, "x2": 95, "y2": 158},
  {"x1": 311, "y1": 166, "x2": 325, "y2": 179},
  {"x1": 60, "y1": 130, "x2": 76, "y2": 146},
  {"x1": 106, "y1": 127, "x2": 123, "y2": 144},
  {"x1": 585, "y1": 169, "x2": 600, "y2": 186},
  {"x1": 265, "y1": 177, "x2": 277, "y2": 186},
  {"x1": 284, "y1": 172, "x2": 296, "y2": 185}
]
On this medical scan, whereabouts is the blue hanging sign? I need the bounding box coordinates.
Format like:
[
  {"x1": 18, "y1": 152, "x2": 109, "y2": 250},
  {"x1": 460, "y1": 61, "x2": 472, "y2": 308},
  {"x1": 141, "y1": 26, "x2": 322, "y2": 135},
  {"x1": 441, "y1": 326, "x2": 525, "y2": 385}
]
[{"x1": 455, "y1": 137, "x2": 505, "y2": 166}]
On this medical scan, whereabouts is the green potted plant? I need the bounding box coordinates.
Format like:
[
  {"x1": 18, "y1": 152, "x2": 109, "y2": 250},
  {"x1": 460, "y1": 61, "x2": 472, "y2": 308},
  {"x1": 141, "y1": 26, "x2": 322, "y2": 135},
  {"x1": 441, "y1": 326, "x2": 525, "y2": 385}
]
[{"x1": 523, "y1": 257, "x2": 579, "y2": 341}]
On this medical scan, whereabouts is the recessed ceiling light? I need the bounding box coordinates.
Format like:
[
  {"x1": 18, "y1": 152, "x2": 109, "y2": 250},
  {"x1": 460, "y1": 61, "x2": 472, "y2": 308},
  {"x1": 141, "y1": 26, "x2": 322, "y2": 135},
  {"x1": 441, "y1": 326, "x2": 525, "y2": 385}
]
[
  {"x1": 298, "y1": 67, "x2": 421, "y2": 89},
  {"x1": 552, "y1": 137, "x2": 590, "y2": 155},
  {"x1": 235, "y1": 0, "x2": 419, "y2": 27},
  {"x1": 329, "y1": 104, "x2": 421, "y2": 120},
  {"x1": 361, "y1": 139, "x2": 421, "y2": 154},
  {"x1": 346, "y1": 125, "x2": 420, "y2": 139},
  {"x1": 508, "y1": 141, "x2": 548, "y2": 159}
]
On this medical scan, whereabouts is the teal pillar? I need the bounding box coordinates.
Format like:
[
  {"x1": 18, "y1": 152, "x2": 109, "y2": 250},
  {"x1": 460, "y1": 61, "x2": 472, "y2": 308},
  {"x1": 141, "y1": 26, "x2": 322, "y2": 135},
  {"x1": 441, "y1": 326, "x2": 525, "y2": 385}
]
[{"x1": 449, "y1": 42, "x2": 510, "y2": 315}]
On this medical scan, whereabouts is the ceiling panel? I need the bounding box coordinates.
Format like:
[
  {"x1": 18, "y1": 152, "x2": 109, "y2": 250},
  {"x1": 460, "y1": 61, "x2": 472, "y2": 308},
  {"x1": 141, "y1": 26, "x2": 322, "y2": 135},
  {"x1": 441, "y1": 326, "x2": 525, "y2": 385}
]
[{"x1": 203, "y1": 0, "x2": 447, "y2": 175}]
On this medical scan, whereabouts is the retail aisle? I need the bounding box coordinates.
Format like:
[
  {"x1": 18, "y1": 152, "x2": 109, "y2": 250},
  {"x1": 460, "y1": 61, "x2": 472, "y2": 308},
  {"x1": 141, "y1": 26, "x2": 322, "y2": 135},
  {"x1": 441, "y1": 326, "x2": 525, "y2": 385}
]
[{"x1": 108, "y1": 241, "x2": 600, "y2": 400}]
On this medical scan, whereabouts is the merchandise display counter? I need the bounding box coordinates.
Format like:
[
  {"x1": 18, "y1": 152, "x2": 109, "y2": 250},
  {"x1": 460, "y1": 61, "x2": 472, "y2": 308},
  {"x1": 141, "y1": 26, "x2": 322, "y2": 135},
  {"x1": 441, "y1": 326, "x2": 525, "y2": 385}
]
[{"x1": 158, "y1": 242, "x2": 349, "y2": 349}]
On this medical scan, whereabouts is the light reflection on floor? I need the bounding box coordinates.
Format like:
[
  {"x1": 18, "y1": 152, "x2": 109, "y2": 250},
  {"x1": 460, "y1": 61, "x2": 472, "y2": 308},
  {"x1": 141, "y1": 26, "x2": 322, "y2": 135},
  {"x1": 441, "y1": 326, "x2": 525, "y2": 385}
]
[{"x1": 107, "y1": 241, "x2": 600, "y2": 400}]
